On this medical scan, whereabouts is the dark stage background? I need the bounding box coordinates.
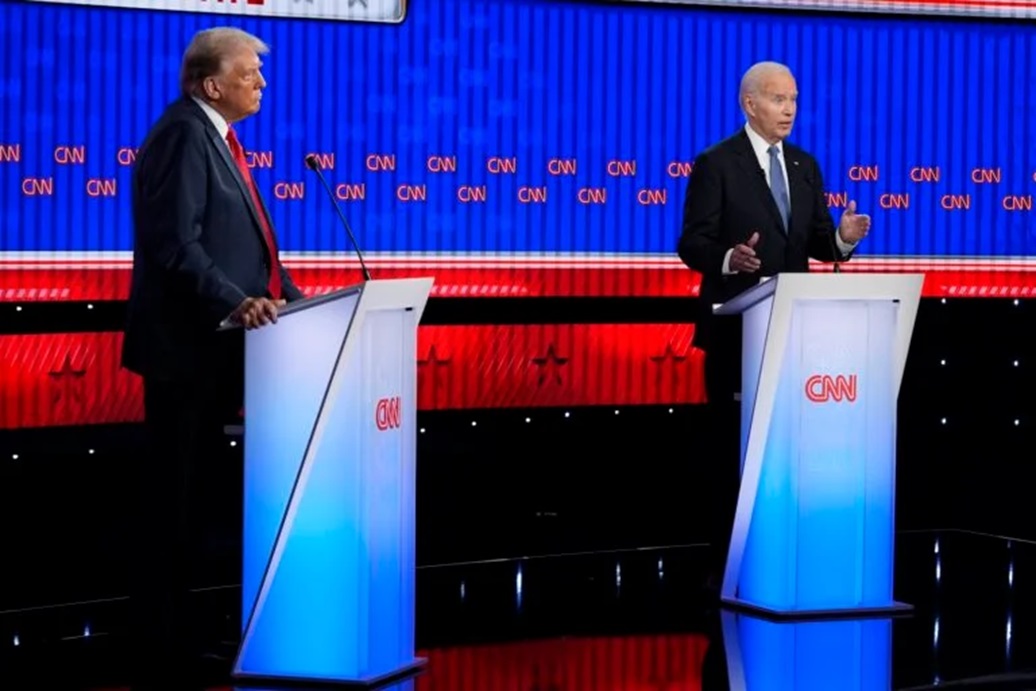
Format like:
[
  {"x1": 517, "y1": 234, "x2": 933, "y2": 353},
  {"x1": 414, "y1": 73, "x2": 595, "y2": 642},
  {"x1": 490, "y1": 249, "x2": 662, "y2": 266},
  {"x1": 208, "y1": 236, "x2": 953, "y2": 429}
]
[{"x1": 0, "y1": 296, "x2": 1032, "y2": 615}]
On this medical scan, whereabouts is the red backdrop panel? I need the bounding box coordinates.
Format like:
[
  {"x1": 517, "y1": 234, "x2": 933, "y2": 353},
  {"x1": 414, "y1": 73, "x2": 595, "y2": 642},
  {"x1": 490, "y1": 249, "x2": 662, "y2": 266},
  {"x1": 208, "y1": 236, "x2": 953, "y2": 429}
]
[
  {"x1": 2, "y1": 259, "x2": 1035, "y2": 302},
  {"x1": 415, "y1": 634, "x2": 711, "y2": 691},
  {"x1": 0, "y1": 324, "x2": 705, "y2": 428}
]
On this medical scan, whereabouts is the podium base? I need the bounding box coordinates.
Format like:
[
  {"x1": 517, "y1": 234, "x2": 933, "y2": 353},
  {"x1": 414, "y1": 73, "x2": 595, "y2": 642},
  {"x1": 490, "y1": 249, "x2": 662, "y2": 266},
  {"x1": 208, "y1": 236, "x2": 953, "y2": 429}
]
[
  {"x1": 232, "y1": 658, "x2": 427, "y2": 688},
  {"x1": 720, "y1": 597, "x2": 914, "y2": 622}
]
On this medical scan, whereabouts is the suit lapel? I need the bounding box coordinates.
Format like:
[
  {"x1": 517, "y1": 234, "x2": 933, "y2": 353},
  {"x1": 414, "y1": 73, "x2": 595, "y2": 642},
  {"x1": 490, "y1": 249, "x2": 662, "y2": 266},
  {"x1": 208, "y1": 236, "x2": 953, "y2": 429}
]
[
  {"x1": 733, "y1": 133, "x2": 787, "y2": 233},
  {"x1": 783, "y1": 145, "x2": 811, "y2": 236},
  {"x1": 204, "y1": 127, "x2": 268, "y2": 239},
  {"x1": 183, "y1": 98, "x2": 269, "y2": 247}
]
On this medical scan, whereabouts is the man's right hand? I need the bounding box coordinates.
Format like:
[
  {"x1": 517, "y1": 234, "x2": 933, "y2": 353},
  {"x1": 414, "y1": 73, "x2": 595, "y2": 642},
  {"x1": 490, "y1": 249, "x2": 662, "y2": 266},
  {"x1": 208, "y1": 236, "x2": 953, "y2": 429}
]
[
  {"x1": 231, "y1": 297, "x2": 281, "y2": 329},
  {"x1": 729, "y1": 232, "x2": 762, "y2": 273}
]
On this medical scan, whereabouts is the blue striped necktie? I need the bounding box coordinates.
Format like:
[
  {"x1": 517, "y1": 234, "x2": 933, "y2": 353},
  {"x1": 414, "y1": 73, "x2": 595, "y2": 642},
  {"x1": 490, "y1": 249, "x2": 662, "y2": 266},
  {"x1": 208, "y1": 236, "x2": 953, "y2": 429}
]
[{"x1": 768, "y1": 145, "x2": 790, "y2": 231}]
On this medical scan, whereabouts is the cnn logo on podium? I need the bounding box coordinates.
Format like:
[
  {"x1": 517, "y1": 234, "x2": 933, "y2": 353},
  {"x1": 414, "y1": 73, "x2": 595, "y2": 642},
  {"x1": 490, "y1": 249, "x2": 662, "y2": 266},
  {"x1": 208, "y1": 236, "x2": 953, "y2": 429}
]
[
  {"x1": 375, "y1": 396, "x2": 402, "y2": 431},
  {"x1": 805, "y1": 374, "x2": 858, "y2": 403}
]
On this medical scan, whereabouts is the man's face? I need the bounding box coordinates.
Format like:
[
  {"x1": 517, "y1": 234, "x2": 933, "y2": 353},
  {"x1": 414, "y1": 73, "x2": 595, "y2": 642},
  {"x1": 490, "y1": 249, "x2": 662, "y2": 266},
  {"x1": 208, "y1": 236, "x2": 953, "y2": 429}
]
[
  {"x1": 204, "y1": 46, "x2": 266, "y2": 123},
  {"x1": 744, "y1": 71, "x2": 797, "y2": 144}
]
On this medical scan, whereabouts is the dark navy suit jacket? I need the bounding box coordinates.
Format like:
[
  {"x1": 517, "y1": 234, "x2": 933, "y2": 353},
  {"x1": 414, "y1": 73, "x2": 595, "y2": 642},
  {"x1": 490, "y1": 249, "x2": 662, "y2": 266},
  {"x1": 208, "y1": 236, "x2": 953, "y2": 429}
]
[
  {"x1": 122, "y1": 97, "x2": 304, "y2": 380},
  {"x1": 677, "y1": 128, "x2": 849, "y2": 352}
]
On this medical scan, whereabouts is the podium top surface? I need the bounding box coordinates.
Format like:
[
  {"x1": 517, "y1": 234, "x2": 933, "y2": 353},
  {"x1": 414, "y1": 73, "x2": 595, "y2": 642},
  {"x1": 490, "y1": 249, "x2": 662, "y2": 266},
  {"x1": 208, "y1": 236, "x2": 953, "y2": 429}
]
[
  {"x1": 713, "y1": 272, "x2": 925, "y2": 316},
  {"x1": 276, "y1": 283, "x2": 362, "y2": 319},
  {"x1": 220, "y1": 277, "x2": 434, "y2": 330}
]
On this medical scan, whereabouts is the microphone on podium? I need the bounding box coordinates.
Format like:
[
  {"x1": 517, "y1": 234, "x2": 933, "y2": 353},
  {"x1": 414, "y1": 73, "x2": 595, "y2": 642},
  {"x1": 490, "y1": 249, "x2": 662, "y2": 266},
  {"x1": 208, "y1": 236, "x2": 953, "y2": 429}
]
[
  {"x1": 305, "y1": 154, "x2": 373, "y2": 282},
  {"x1": 828, "y1": 230, "x2": 842, "y2": 274}
]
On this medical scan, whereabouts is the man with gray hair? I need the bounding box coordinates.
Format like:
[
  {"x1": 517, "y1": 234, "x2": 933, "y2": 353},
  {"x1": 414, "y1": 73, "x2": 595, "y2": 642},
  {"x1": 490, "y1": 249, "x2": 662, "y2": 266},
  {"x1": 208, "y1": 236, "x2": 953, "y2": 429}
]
[
  {"x1": 676, "y1": 60, "x2": 871, "y2": 589},
  {"x1": 122, "y1": 27, "x2": 304, "y2": 689}
]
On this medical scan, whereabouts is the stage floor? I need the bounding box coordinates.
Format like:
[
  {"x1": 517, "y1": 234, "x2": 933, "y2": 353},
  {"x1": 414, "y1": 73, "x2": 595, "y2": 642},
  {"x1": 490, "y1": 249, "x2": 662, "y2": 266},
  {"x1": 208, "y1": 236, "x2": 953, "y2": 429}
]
[{"x1": 2, "y1": 529, "x2": 1031, "y2": 690}]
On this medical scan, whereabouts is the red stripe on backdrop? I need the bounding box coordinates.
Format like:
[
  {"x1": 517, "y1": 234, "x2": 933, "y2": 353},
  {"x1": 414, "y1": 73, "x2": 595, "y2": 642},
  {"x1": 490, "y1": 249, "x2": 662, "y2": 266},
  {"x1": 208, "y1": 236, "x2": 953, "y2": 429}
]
[
  {"x1": 416, "y1": 324, "x2": 705, "y2": 410},
  {"x1": 0, "y1": 265, "x2": 695, "y2": 301},
  {"x1": 0, "y1": 325, "x2": 705, "y2": 428},
  {"x1": 0, "y1": 332, "x2": 142, "y2": 428},
  {"x1": 2, "y1": 262, "x2": 1036, "y2": 301},
  {"x1": 414, "y1": 634, "x2": 710, "y2": 691}
]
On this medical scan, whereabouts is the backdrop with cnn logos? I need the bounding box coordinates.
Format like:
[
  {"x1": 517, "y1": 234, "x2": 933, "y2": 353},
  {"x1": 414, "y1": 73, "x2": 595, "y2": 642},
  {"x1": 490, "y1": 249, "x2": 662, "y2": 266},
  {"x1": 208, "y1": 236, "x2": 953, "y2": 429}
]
[
  {"x1": 1, "y1": 0, "x2": 1035, "y2": 300},
  {"x1": 1, "y1": 0, "x2": 1034, "y2": 427}
]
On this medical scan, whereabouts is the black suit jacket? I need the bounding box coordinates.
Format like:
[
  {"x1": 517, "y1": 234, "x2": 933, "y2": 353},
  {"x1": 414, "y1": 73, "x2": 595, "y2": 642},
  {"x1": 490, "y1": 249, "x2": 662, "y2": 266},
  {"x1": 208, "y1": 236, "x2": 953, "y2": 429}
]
[
  {"x1": 122, "y1": 97, "x2": 304, "y2": 380},
  {"x1": 677, "y1": 128, "x2": 848, "y2": 351}
]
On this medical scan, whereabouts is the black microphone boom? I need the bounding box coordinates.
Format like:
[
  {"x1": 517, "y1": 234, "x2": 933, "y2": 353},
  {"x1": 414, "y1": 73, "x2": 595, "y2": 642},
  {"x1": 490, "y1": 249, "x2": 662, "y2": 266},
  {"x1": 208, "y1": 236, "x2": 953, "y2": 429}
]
[
  {"x1": 305, "y1": 154, "x2": 373, "y2": 282},
  {"x1": 829, "y1": 228, "x2": 842, "y2": 274}
]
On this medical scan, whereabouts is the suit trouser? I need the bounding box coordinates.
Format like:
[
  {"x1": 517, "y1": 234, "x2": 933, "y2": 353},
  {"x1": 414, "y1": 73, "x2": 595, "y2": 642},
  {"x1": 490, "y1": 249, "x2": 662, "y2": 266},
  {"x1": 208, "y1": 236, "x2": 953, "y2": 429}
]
[
  {"x1": 129, "y1": 341, "x2": 242, "y2": 685},
  {"x1": 703, "y1": 316, "x2": 742, "y2": 573}
]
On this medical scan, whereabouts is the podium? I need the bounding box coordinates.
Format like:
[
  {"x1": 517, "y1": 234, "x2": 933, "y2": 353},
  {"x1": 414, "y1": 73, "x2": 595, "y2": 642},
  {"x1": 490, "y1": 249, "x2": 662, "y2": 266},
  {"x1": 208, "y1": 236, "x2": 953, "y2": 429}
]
[
  {"x1": 713, "y1": 273, "x2": 923, "y2": 619},
  {"x1": 230, "y1": 278, "x2": 433, "y2": 686}
]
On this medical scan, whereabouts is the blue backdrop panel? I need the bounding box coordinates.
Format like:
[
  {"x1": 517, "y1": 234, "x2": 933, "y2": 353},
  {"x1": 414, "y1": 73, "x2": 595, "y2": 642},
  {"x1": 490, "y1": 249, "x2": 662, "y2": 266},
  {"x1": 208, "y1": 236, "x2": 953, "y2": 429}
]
[{"x1": 0, "y1": 0, "x2": 1032, "y2": 261}]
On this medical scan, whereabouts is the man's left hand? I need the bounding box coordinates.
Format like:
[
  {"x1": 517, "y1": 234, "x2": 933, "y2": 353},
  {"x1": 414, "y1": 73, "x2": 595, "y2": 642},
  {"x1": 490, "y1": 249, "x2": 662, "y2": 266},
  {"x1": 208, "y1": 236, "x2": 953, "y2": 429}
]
[{"x1": 838, "y1": 200, "x2": 871, "y2": 244}]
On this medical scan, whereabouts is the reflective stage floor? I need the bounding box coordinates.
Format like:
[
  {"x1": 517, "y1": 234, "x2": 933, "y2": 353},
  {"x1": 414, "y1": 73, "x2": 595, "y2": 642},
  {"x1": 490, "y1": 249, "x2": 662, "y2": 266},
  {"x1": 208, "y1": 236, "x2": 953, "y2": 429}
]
[{"x1": 2, "y1": 529, "x2": 1033, "y2": 690}]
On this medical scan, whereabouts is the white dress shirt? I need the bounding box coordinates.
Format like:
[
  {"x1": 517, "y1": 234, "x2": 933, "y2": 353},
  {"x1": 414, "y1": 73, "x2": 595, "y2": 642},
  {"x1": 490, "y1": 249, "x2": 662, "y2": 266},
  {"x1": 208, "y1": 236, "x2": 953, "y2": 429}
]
[
  {"x1": 192, "y1": 96, "x2": 230, "y2": 142},
  {"x1": 744, "y1": 121, "x2": 789, "y2": 193}
]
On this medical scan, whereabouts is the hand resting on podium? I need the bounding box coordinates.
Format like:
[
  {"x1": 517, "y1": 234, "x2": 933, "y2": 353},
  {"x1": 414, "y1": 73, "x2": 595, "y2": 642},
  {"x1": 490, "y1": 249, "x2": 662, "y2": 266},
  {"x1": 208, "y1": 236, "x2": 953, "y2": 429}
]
[{"x1": 226, "y1": 296, "x2": 286, "y2": 329}]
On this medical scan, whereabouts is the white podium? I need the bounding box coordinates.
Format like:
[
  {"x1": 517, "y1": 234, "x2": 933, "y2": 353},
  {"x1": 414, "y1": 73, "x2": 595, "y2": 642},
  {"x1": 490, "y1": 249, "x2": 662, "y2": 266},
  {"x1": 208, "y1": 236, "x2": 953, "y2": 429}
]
[
  {"x1": 230, "y1": 278, "x2": 433, "y2": 685},
  {"x1": 714, "y1": 273, "x2": 923, "y2": 618}
]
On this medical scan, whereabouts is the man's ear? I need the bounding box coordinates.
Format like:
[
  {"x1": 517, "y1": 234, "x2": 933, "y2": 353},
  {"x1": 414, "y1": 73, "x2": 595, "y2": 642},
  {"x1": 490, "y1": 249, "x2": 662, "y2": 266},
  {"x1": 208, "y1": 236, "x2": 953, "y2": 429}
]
[
  {"x1": 202, "y1": 76, "x2": 221, "y2": 102},
  {"x1": 742, "y1": 95, "x2": 755, "y2": 118}
]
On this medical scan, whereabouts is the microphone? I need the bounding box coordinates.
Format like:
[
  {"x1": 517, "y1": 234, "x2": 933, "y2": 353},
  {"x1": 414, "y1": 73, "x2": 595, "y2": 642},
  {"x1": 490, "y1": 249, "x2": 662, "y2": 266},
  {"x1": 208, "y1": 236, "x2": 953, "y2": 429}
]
[
  {"x1": 805, "y1": 170, "x2": 841, "y2": 274},
  {"x1": 305, "y1": 154, "x2": 373, "y2": 282},
  {"x1": 828, "y1": 228, "x2": 842, "y2": 274}
]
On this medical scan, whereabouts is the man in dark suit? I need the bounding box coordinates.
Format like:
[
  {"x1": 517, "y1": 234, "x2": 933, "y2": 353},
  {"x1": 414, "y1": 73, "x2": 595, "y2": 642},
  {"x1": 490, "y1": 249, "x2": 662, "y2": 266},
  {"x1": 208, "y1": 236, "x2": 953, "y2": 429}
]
[
  {"x1": 121, "y1": 27, "x2": 304, "y2": 689},
  {"x1": 677, "y1": 61, "x2": 870, "y2": 582}
]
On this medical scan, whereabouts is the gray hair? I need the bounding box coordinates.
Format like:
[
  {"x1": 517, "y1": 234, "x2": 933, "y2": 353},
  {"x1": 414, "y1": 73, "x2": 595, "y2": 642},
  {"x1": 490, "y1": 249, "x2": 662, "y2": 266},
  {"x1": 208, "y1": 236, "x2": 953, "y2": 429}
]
[
  {"x1": 739, "y1": 61, "x2": 793, "y2": 112},
  {"x1": 180, "y1": 27, "x2": 269, "y2": 97}
]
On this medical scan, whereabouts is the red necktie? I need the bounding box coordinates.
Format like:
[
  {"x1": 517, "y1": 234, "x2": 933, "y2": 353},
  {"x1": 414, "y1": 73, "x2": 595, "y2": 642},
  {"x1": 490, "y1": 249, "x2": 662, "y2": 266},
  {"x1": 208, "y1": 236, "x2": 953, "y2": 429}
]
[{"x1": 225, "y1": 127, "x2": 282, "y2": 300}]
